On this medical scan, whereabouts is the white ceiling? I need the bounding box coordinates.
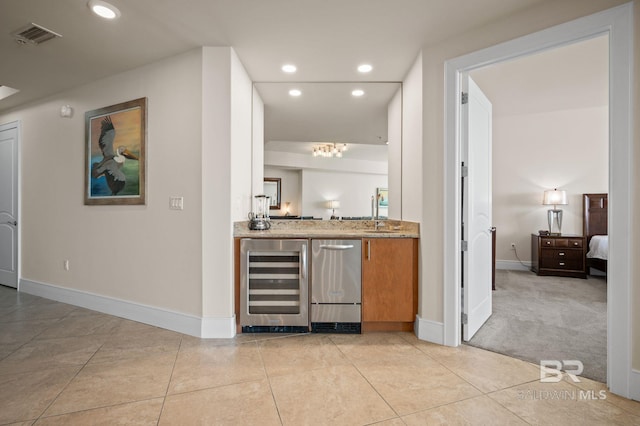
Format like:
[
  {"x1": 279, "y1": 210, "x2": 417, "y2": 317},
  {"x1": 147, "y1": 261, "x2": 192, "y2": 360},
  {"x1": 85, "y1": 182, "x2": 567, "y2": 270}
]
[
  {"x1": 256, "y1": 82, "x2": 400, "y2": 146},
  {"x1": 0, "y1": 0, "x2": 551, "y2": 112},
  {"x1": 470, "y1": 35, "x2": 609, "y2": 117},
  {"x1": 1, "y1": 0, "x2": 607, "y2": 163}
]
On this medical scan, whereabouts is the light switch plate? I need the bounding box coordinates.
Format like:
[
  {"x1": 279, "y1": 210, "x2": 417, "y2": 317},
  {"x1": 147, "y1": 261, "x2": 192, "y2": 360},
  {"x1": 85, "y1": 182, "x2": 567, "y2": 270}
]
[{"x1": 169, "y1": 196, "x2": 184, "y2": 210}]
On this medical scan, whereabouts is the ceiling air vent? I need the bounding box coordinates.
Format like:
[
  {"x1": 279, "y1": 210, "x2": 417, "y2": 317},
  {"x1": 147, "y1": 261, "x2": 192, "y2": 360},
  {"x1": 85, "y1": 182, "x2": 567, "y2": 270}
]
[{"x1": 12, "y1": 23, "x2": 62, "y2": 45}]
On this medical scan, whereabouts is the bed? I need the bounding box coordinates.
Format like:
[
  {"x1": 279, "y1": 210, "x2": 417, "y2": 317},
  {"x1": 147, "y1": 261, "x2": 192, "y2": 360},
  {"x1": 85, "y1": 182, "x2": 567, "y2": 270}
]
[{"x1": 583, "y1": 193, "x2": 608, "y2": 274}]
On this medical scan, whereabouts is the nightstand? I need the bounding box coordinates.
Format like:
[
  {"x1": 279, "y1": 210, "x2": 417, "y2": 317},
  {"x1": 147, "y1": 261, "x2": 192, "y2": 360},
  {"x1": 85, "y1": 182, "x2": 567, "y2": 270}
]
[{"x1": 531, "y1": 234, "x2": 586, "y2": 279}]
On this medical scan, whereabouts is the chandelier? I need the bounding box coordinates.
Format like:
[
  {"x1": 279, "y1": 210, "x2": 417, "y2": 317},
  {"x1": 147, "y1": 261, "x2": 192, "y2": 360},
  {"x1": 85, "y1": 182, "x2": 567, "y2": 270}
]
[{"x1": 312, "y1": 143, "x2": 348, "y2": 158}]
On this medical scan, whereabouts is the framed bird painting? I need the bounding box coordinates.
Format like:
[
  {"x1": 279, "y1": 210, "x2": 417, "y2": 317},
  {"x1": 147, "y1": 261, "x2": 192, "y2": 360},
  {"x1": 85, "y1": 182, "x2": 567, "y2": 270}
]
[{"x1": 84, "y1": 98, "x2": 146, "y2": 205}]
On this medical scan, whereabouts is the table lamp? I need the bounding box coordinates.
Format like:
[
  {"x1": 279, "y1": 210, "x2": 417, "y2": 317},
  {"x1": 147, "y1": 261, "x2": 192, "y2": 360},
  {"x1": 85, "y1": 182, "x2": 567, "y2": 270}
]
[
  {"x1": 328, "y1": 200, "x2": 339, "y2": 219},
  {"x1": 542, "y1": 189, "x2": 568, "y2": 235}
]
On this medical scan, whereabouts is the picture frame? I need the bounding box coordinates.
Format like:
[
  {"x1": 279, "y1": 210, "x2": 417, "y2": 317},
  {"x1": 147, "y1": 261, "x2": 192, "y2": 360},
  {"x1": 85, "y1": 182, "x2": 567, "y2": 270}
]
[
  {"x1": 376, "y1": 188, "x2": 388, "y2": 207},
  {"x1": 85, "y1": 98, "x2": 146, "y2": 205},
  {"x1": 376, "y1": 187, "x2": 388, "y2": 218},
  {"x1": 264, "y1": 177, "x2": 281, "y2": 210}
]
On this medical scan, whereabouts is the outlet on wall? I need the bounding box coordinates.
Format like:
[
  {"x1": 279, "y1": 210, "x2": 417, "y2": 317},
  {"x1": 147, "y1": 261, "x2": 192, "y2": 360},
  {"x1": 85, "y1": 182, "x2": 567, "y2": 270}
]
[
  {"x1": 510, "y1": 243, "x2": 516, "y2": 250},
  {"x1": 63, "y1": 260, "x2": 70, "y2": 271}
]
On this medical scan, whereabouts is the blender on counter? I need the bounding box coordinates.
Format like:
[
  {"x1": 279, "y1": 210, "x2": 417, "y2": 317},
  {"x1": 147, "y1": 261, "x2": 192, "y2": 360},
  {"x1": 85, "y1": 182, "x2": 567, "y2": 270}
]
[{"x1": 248, "y1": 194, "x2": 271, "y2": 230}]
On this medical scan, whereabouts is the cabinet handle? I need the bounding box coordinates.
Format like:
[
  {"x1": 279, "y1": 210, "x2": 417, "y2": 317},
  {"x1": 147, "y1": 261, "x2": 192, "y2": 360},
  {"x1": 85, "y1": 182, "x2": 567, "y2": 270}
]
[
  {"x1": 559, "y1": 252, "x2": 565, "y2": 256},
  {"x1": 559, "y1": 262, "x2": 565, "y2": 266},
  {"x1": 573, "y1": 242, "x2": 579, "y2": 246},
  {"x1": 367, "y1": 240, "x2": 371, "y2": 260},
  {"x1": 546, "y1": 241, "x2": 551, "y2": 245}
]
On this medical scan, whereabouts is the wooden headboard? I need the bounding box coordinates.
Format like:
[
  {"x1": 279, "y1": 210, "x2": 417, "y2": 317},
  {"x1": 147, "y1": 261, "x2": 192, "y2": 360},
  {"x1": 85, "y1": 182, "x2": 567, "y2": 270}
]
[{"x1": 583, "y1": 193, "x2": 608, "y2": 241}]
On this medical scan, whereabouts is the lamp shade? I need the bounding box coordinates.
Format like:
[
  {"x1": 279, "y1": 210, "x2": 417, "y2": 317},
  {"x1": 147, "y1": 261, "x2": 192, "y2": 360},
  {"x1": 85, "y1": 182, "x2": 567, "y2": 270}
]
[
  {"x1": 542, "y1": 189, "x2": 567, "y2": 206},
  {"x1": 328, "y1": 200, "x2": 340, "y2": 209}
]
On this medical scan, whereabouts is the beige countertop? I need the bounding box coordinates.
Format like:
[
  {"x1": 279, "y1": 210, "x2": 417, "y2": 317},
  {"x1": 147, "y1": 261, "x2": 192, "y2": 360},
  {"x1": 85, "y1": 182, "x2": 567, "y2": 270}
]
[{"x1": 233, "y1": 219, "x2": 419, "y2": 239}]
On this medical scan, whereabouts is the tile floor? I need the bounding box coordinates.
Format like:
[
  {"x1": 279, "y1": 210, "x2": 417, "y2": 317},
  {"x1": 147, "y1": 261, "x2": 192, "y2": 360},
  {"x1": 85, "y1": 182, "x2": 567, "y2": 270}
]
[{"x1": 1, "y1": 285, "x2": 639, "y2": 425}]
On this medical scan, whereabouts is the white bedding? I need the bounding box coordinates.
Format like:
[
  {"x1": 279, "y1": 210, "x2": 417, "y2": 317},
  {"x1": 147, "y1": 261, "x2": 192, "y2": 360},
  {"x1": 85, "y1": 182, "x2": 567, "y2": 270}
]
[{"x1": 587, "y1": 235, "x2": 608, "y2": 260}]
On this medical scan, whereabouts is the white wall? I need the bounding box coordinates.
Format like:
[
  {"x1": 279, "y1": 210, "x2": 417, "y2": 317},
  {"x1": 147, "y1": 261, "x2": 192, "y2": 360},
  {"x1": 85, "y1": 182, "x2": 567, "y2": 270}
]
[
  {"x1": 201, "y1": 47, "x2": 230, "y2": 324},
  {"x1": 264, "y1": 151, "x2": 389, "y2": 218},
  {"x1": 264, "y1": 150, "x2": 387, "y2": 175},
  {"x1": 264, "y1": 166, "x2": 301, "y2": 216},
  {"x1": 1, "y1": 49, "x2": 205, "y2": 316},
  {"x1": 252, "y1": 87, "x2": 265, "y2": 196},
  {"x1": 201, "y1": 47, "x2": 253, "y2": 328},
  {"x1": 301, "y1": 170, "x2": 388, "y2": 219},
  {"x1": 388, "y1": 87, "x2": 403, "y2": 219},
  {"x1": 401, "y1": 54, "x2": 423, "y2": 223},
  {"x1": 400, "y1": 53, "x2": 428, "y2": 326},
  {"x1": 633, "y1": 0, "x2": 640, "y2": 376},
  {"x1": 230, "y1": 50, "x2": 254, "y2": 222},
  {"x1": 493, "y1": 106, "x2": 608, "y2": 266},
  {"x1": 0, "y1": 46, "x2": 251, "y2": 336},
  {"x1": 265, "y1": 164, "x2": 388, "y2": 219}
]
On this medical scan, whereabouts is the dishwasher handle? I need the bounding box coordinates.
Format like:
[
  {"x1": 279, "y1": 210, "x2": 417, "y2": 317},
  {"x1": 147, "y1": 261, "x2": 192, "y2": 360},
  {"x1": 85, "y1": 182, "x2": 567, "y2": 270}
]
[{"x1": 319, "y1": 244, "x2": 355, "y2": 250}]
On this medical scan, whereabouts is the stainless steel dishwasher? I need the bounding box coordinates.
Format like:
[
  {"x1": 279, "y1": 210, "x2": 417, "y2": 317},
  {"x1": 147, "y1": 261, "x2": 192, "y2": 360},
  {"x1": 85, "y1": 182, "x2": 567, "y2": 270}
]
[{"x1": 311, "y1": 239, "x2": 362, "y2": 333}]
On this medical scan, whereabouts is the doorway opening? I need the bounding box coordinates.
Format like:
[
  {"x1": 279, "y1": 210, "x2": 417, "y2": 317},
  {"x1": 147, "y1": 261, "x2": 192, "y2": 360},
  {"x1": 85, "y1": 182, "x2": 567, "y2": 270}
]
[
  {"x1": 462, "y1": 35, "x2": 609, "y2": 383},
  {"x1": 444, "y1": 4, "x2": 633, "y2": 398}
]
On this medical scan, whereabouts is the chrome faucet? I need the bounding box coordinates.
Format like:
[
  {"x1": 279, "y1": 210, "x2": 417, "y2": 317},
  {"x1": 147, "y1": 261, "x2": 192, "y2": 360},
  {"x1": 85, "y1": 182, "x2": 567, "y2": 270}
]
[
  {"x1": 371, "y1": 195, "x2": 375, "y2": 220},
  {"x1": 374, "y1": 220, "x2": 385, "y2": 230},
  {"x1": 371, "y1": 194, "x2": 381, "y2": 220}
]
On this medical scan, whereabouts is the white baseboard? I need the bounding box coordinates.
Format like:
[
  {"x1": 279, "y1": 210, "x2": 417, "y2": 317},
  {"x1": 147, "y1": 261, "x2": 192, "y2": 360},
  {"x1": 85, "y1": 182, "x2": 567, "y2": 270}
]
[
  {"x1": 201, "y1": 315, "x2": 237, "y2": 338},
  {"x1": 496, "y1": 260, "x2": 531, "y2": 271},
  {"x1": 19, "y1": 279, "x2": 236, "y2": 339},
  {"x1": 630, "y1": 369, "x2": 640, "y2": 402},
  {"x1": 415, "y1": 315, "x2": 444, "y2": 345}
]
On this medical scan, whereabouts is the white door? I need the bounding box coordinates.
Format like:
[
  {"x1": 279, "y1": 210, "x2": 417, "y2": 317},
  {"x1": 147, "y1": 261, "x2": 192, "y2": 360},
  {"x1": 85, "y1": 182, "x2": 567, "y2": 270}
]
[
  {"x1": 462, "y1": 77, "x2": 492, "y2": 341},
  {"x1": 0, "y1": 122, "x2": 18, "y2": 288}
]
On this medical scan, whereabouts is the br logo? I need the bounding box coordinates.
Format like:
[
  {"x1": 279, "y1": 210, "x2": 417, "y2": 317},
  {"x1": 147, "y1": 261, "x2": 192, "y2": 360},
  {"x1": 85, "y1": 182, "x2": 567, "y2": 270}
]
[{"x1": 540, "y1": 360, "x2": 583, "y2": 383}]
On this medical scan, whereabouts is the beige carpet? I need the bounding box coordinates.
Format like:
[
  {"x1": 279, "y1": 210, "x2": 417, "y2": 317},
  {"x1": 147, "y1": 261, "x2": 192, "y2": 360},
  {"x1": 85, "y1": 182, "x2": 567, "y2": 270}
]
[{"x1": 467, "y1": 269, "x2": 607, "y2": 383}]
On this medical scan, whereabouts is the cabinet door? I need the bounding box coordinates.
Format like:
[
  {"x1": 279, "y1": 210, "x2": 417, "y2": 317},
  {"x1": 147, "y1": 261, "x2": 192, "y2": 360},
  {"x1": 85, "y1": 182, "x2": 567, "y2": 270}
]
[{"x1": 362, "y1": 238, "x2": 417, "y2": 322}]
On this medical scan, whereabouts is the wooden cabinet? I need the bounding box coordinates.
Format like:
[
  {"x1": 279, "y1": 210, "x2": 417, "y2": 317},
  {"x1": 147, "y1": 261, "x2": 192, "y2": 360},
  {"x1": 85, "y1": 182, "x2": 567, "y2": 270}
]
[
  {"x1": 531, "y1": 234, "x2": 586, "y2": 279},
  {"x1": 362, "y1": 238, "x2": 418, "y2": 331}
]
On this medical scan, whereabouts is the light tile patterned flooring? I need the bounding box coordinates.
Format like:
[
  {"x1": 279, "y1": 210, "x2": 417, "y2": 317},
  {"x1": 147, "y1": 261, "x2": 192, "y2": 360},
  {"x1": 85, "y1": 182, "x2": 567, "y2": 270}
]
[{"x1": 1, "y1": 286, "x2": 639, "y2": 425}]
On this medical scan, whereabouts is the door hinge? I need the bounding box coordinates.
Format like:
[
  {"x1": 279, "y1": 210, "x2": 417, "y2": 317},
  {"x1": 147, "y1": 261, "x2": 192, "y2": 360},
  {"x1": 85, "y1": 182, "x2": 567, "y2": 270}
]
[
  {"x1": 461, "y1": 92, "x2": 469, "y2": 104},
  {"x1": 462, "y1": 312, "x2": 468, "y2": 325},
  {"x1": 461, "y1": 165, "x2": 468, "y2": 177},
  {"x1": 461, "y1": 240, "x2": 468, "y2": 251}
]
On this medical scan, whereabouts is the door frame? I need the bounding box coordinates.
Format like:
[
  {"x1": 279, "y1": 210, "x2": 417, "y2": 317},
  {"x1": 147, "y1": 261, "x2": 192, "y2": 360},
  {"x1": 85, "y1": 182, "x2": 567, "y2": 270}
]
[
  {"x1": 0, "y1": 120, "x2": 20, "y2": 289},
  {"x1": 443, "y1": 4, "x2": 633, "y2": 397}
]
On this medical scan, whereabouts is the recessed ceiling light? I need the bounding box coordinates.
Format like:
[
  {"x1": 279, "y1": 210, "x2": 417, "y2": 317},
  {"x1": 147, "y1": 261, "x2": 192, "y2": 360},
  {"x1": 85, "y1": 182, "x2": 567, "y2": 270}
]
[
  {"x1": 289, "y1": 89, "x2": 302, "y2": 97},
  {"x1": 351, "y1": 89, "x2": 365, "y2": 97},
  {"x1": 88, "y1": 0, "x2": 121, "y2": 19},
  {"x1": 357, "y1": 64, "x2": 373, "y2": 73},
  {"x1": 282, "y1": 64, "x2": 297, "y2": 73}
]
